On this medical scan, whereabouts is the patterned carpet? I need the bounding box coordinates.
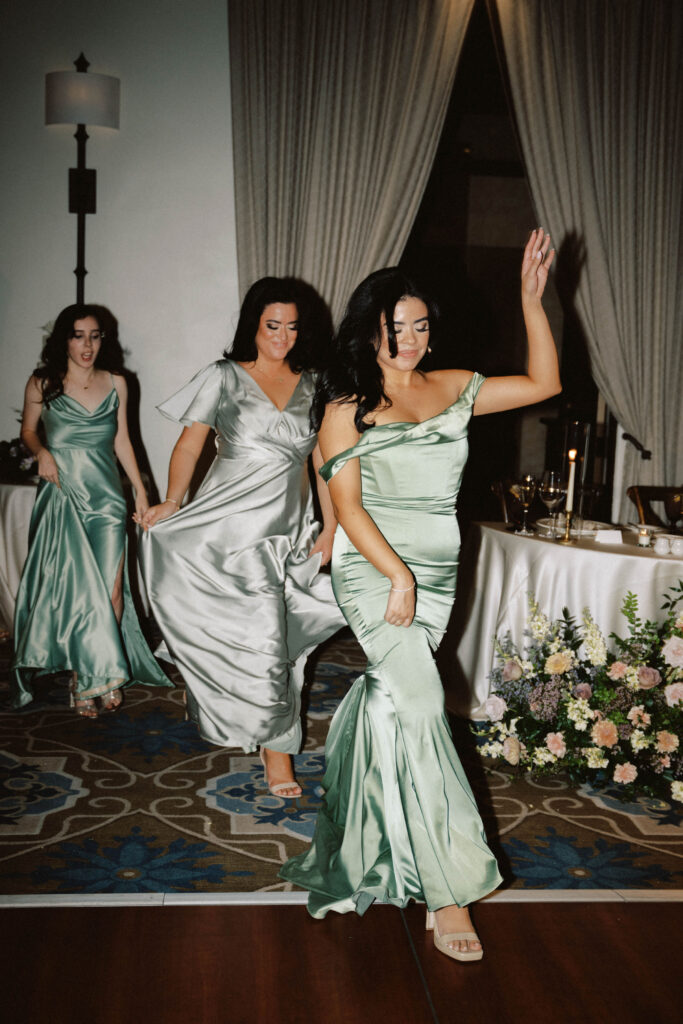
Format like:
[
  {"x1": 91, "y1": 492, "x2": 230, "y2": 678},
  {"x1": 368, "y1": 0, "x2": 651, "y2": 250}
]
[{"x1": 1, "y1": 629, "x2": 681, "y2": 896}]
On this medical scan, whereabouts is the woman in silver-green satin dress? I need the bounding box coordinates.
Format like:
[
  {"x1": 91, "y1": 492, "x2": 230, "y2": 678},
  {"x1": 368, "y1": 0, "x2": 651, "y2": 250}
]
[
  {"x1": 139, "y1": 278, "x2": 344, "y2": 797},
  {"x1": 281, "y1": 230, "x2": 561, "y2": 962},
  {"x1": 11, "y1": 304, "x2": 170, "y2": 716}
]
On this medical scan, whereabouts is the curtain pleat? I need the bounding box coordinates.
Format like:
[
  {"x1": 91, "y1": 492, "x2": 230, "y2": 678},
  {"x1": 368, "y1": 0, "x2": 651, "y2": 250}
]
[
  {"x1": 228, "y1": 0, "x2": 474, "y2": 321},
  {"x1": 494, "y1": 0, "x2": 683, "y2": 521}
]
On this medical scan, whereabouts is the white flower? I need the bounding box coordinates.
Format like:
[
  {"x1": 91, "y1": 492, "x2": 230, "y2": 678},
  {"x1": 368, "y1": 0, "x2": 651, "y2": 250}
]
[
  {"x1": 566, "y1": 697, "x2": 594, "y2": 731},
  {"x1": 532, "y1": 747, "x2": 557, "y2": 766},
  {"x1": 521, "y1": 660, "x2": 534, "y2": 674},
  {"x1": 480, "y1": 741, "x2": 504, "y2": 758},
  {"x1": 630, "y1": 729, "x2": 653, "y2": 752},
  {"x1": 583, "y1": 748, "x2": 609, "y2": 769},
  {"x1": 528, "y1": 595, "x2": 551, "y2": 641},
  {"x1": 484, "y1": 695, "x2": 508, "y2": 722},
  {"x1": 580, "y1": 610, "x2": 607, "y2": 666},
  {"x1": 625, "y1": 666, "x2": 640, "y2": 690},
  {"x1": 672, "y1": 781, "x2": 683, "y2": 803}
]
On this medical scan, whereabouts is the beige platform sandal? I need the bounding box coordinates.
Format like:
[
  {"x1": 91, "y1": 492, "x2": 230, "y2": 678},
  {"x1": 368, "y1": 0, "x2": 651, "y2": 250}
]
[{"x1": 426, "y1": 910, "x2": 484, "y2": 963}]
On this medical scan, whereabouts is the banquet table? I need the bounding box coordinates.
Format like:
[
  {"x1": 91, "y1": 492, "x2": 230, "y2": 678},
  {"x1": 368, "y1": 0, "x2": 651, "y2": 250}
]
[
  {"x1": 0, "y1": 480, "x2": 37, "y2": 635},
  {"x1": 442, "y1": 521, "x2": 683, "y2": 719}
]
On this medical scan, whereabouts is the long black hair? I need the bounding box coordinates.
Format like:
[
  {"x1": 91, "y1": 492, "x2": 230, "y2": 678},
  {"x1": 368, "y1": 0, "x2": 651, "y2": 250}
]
[
  {"x1": 223, "y1": 276, "x2": 332, "y2": 373},
  {"x1": 34, "y1": 304, "x2": 125, "y2": 406},
  {"x1": 311, "y1": 268, "x2": 438, "y2": 432}
]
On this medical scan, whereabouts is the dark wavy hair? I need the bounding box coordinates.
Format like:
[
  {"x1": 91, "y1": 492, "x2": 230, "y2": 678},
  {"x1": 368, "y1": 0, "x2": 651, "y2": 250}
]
[
  {"x1": 311, "y1": 268, "x2": 438, "y2": 433},
  {"x1": 223, "y1": 276, "x2": 332, "y2": 372},
  {"x1": 34, "y1": 304, "x2": 125, "y2": 406}
]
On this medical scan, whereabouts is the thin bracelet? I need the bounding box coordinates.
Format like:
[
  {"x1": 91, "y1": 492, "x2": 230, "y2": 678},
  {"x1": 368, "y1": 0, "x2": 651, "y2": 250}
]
[
  {"x1": 391, "y1": 583, "x2": 415, "y2": 592},
  {"x1": 165, "y1": 497, "x2": 179, "y2": 506}
]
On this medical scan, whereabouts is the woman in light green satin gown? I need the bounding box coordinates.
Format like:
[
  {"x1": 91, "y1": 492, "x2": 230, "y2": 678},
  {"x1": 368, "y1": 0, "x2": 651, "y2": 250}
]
[
  {"x1": 281, "y1": 231, "x2": 561, "y2": 962},
  {"x1": 139, "y1": 278, "x2": 344, "y2": 797},
  {"x1": 11, "y1": 304, "x2": 170, "y2": 716}
]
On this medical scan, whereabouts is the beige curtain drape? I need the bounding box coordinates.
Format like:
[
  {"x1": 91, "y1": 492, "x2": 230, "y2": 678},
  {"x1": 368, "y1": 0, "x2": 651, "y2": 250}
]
[
  {"x1": 228, "y1": 0, "x2": 474, "y2": 322},
  {"x1": 494, "y1": 0, "x2": 683, "y2": 521}
]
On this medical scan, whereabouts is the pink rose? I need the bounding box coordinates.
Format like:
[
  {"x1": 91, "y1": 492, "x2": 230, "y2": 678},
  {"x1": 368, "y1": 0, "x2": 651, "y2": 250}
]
[
  {"x1": 484, "y1": 695, "x2": 507, "y2": 721},
  {"x1": 546, "y1": 732, "x2": 567, "y2": 758},
  {"x1": 664, "y1": 683, "x2": 683, "y2": 707},
  {"x1": 502, "y1": 659, "x2": 523, "y2": 682},
  {"x1": 659, "y1": 755, "x2": 671, "y2": 769},
  {"x1": 502, "y1": 736, "x2": 521, "y2": 765},
  {"x1": 573, "y1": 683, "x2": 593, "y2": 700},
  {"x1": 662, "y1": 635, "x2": 683, "y2": 668},
  {"x1": 591, "y1": 719, "x2": 619, "y2": 748},
  {"x1": 656, "y1": 730, "x2": 679, "y2": 753},
  {"x1": 608, "y1": 661, "x2": 629, "y2": 680},
  {"x1": 637, "y1": 666, "x2": 661, "y2": 690},
  {"x1": 613, "y1": 762, "x2": 638, "y2": 784}
]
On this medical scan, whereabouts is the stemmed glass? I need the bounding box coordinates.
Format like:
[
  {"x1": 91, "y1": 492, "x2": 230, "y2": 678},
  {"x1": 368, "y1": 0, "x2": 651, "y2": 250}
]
[
  {"x1": 510, "y1": 474, "x2": 537, "y2": 536},
  {"x1": 539, "y1": 470, "x2": 566, "y2": 539}
]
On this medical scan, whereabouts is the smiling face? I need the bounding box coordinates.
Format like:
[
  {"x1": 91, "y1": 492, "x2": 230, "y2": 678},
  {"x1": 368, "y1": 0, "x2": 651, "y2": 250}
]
[
  {"x1": 67, "y1": 316, "x2": 102, "y2": 371},
  {"x1": 376, "y1": 296, "x2": 430, "y2": 374},
  {"x1": 254, "y1": 303, "x2": 299, "y2": 362}
]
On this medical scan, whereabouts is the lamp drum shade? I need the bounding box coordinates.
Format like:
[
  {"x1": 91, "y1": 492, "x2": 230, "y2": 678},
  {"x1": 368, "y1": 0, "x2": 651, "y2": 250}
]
[{"x1": 45, "y1": 71, "x2": 120, "y2": 128}]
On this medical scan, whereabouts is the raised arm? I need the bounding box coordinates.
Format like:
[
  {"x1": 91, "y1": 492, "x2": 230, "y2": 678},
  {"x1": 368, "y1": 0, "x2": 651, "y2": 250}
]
[
  {"x1": 21, "y1": 376, "x2": 60, "y2": 487},
  {"x1": 318, "y1": 402, "x2": 415, "y2": 627},
  {"x1": 473, "y1": 228, "x2": 561, "y2": 416},
  {"x1": 139, "y1": 420, "x2": 211, "y2": 528}
]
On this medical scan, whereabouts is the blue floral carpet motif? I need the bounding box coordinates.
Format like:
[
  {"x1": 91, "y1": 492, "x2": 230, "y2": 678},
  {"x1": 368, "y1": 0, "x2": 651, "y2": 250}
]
[
  {"x1": 0, "y1": 629, "x2": 681, "y2": 894},
  {"x1": 501, "y1": 826, "x2": 672, "y2": 889},
  {"x1": 86, "y1": 708, "x2": 210, "y2": 762},
  {"x1": 30, "y1": 826, "x2": 230, "y2": 893},
  {"x1": 199, "y1": 753, "x2": 326, "y2": 840}
]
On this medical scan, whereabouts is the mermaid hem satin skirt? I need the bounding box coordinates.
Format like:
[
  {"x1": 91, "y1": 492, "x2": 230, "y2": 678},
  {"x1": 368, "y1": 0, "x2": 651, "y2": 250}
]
[
  {"x1": 280, "y1": 373, "x2": 502, "y2": 915},
  {"x1": 11, "y1": 389, "x2": 170, "y2": 705}
]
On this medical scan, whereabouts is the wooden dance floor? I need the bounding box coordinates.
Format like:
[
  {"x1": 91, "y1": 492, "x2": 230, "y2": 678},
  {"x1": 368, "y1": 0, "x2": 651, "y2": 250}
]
[{"x1": 2, "y1": 900, "x2": 679, "y2": 1023}]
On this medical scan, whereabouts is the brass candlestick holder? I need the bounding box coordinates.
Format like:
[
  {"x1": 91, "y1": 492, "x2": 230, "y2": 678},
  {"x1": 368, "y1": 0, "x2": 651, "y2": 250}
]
[{"x1": 557, "y1": 510, "x2": 576, "y2": 544}]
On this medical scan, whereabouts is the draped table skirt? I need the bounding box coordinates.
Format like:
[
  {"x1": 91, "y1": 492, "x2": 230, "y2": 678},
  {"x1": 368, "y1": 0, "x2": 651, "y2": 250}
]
[{"x1": 444, "y1": 522, "x2": 683, "y2": 718}]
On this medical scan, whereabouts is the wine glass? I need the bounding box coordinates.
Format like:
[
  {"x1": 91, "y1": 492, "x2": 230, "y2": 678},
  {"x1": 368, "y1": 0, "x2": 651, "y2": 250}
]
[
  {"x1": 539, "y1": 470, "x2": 566, "y2": 538},
  {"x1": 510, "y1": 474, "x2": 537, "y2": 535}
]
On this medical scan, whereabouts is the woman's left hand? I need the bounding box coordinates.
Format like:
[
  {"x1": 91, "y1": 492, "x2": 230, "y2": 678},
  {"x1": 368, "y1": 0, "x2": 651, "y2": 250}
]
[
  {"x1": 308, "y1": 529, "x2": 335, "y2": 566},
  {"x1": 132, "y1": 490, "x2": 149, "y2": 525},
  {"x1": 521, "y1": 227, "x2": 555, "y2": 302}
]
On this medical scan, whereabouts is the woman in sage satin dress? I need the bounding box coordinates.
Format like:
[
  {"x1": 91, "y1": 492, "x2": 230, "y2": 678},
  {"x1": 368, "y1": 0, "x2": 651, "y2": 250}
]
[
  {"x1": 139, "y1": 278, "x2": 344, "y2": 797},
  {"x1": 281, "y1": 230, "x2": 561, "y2": 961},
  {"x1": 12, "y1": 305, "x2": 170, "y2": 717}
]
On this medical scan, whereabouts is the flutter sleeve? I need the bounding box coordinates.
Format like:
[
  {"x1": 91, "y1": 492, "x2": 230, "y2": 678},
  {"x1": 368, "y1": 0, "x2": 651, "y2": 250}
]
[{"x1": 156, "y1": 361, "x2": 225, "y2": 428}]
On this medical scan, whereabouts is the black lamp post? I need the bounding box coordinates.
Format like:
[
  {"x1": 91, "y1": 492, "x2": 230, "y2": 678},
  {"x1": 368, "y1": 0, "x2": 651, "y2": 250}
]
[{"x1": 45, "y1": 53, "x2": 120, "y2": 304}]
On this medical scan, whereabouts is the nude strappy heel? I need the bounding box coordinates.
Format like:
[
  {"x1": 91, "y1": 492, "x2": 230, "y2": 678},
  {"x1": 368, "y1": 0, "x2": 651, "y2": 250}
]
[{"x1": 425, "y1": 910, "x2": 483, "y2": 963}]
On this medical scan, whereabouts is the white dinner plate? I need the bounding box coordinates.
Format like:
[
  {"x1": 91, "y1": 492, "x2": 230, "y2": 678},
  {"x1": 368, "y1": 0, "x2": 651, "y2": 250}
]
[
  {"x1": 536, "y1": 517, "x2": 613, "y2": 537},
  {"x1": 623, "y1": 522, "x2": 666, "y2": 535}
]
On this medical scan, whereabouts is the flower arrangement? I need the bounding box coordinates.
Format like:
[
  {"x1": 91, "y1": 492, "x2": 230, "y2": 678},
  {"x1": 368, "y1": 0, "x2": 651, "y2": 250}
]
[
  {"x1": 0, "y1": 437, "x2": 36, "y2": 482},
  {"x1": 476, "y1": 582, "x2": 683, "y2": 805}
]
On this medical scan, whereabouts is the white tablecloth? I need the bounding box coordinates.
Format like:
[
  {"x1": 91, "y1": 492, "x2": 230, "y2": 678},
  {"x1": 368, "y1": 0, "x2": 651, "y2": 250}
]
[
  {"x1": 0, "y1": 481, "x2": 37, "y2": 634},
  {"x1": 442, "y1": 522, "x2": 683, "y2": 718}
]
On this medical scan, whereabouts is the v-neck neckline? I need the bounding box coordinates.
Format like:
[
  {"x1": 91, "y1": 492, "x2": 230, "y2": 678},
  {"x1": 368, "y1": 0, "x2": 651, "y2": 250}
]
[
  {"x1": 60, "y1": 388, "x2": 116, "y2": 415},
  {"x1": 234, "y1": 362, "x2": 304, "y2": 413}
]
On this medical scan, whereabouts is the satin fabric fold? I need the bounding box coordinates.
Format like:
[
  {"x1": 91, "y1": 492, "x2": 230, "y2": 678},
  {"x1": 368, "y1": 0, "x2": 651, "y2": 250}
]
[
  {"x1": 138, "y1": 361, "x2": 344, "y2": 752},
  {"x1": 281, "y1": 373, "x2": 502, "y2": 915},
  {"x1": 11, "y1": 389, "x2": 170, "y2": 704}
]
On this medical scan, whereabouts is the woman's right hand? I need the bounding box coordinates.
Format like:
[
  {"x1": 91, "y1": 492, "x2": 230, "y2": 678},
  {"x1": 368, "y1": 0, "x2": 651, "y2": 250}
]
[
  {"x1": 384, "y1": 578, "x2": 416, "y2": 628},
  {"x1": 139, "y1": 500, "x2": 178, "y2": 530},
  {"x1": 37, "y1": 449, "x2": 60, "y2": 488}
]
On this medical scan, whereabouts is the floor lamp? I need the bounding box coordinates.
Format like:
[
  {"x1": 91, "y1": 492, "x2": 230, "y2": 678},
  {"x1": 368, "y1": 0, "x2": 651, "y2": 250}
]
[{"x1": 45, "y1": 53, "x2": 120, "y2": 304}]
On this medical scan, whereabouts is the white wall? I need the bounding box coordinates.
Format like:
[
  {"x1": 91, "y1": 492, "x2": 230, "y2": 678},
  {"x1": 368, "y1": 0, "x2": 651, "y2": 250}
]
[{"x1": 0, "y1": 0, "x2": 239, "y2": 490}]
